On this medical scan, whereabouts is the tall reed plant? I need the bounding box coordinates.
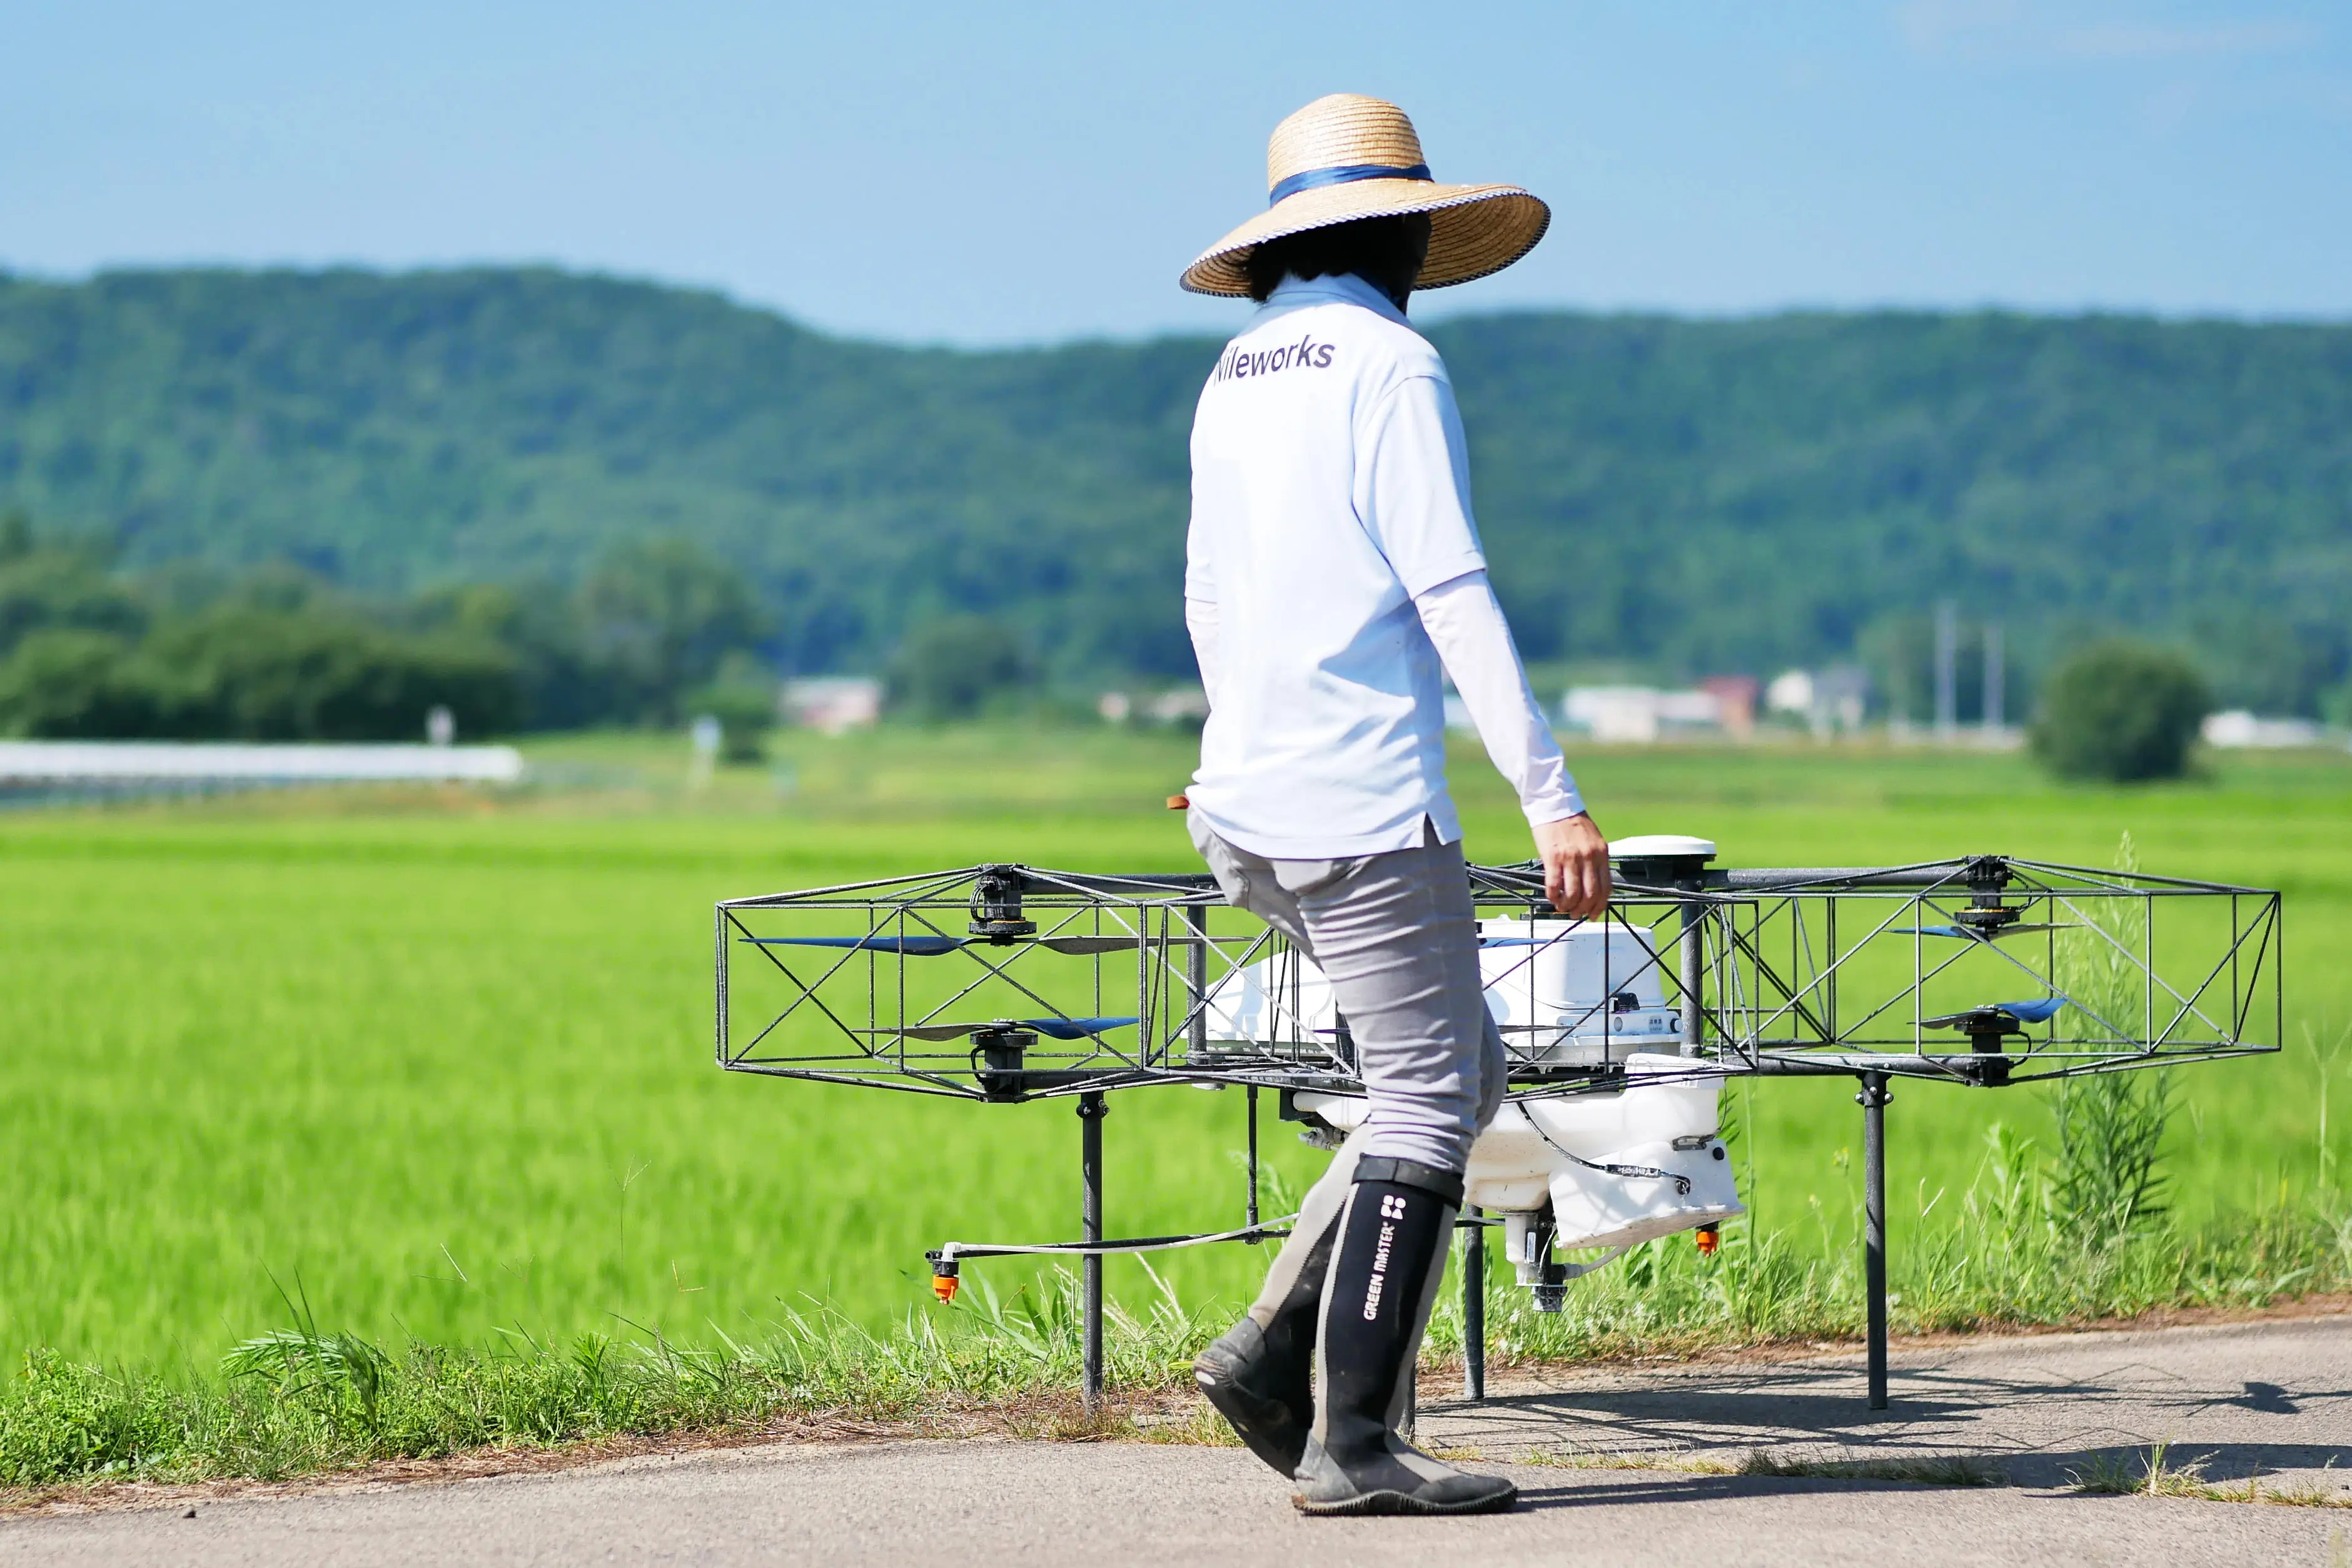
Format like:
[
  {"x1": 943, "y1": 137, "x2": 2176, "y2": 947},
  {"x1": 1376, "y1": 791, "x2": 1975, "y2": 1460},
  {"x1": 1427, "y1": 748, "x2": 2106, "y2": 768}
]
[{"x1": 2051, "y1": 834, "x2": 2176, "y2": 1242}]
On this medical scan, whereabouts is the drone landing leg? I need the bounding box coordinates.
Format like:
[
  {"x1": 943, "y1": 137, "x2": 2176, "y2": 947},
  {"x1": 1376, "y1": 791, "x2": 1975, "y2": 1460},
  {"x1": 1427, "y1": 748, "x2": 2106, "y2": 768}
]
[
  {"x1": 1859, "y1": 1071, "x2": 1891, "y2": 1412},
  {"x1": 1079, "y1": 1091, "x2": 1108, "y2": 1412},
  {"x1": 1462, "y1": 1207, "x2": 1486, "y2": 1403},
  {"x1": 1245, "y1": 1085, "x2": 1260, "y2": 1240}
]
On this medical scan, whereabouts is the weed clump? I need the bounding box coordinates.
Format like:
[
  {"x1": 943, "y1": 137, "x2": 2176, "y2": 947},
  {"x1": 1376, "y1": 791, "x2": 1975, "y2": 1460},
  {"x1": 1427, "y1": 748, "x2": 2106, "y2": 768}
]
[{"x1": 0, "y1": 1262, "x2": 1227, "y2": 1491}]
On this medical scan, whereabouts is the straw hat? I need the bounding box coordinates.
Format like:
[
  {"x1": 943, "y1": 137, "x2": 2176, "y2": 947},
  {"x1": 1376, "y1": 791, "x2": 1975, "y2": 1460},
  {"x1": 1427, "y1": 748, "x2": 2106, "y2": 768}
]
[{"x1": 1180, "y1": 94, "x2": 1549, "y2": 298}]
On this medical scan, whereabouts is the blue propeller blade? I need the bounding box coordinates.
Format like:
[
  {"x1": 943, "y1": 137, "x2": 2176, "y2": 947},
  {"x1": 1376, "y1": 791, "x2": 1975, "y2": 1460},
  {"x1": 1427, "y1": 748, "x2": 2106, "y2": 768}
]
[
  {"x1": 744, "y1": 934, "x2": 1138, "y2": 957},
  {"x1": 862, "y1": 1015, "x2": 1141, "y2": 1042},
  {"x1": 1894, "y1": 922, "x2": 2075, "y2": 940},
  {"x1": 1923, "y1": 998, "x2": 2067, "y2": 1030},
  {"x1": 745, "y1": 935, "x2": 969, "y2": 955},
  {"x1": 1026, "y1": 1015, "x2": 1141, "y2": 1040}
]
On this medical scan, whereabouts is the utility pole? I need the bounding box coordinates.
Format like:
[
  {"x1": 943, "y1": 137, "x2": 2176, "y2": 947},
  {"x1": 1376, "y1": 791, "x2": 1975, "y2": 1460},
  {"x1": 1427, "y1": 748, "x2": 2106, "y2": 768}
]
[
  {"x1": 1932, "y1": 602, "x2": 1958, "y2": 743},
  {"x1": 1982, "y1": 621, "x2": 2004, "y2": 738}
]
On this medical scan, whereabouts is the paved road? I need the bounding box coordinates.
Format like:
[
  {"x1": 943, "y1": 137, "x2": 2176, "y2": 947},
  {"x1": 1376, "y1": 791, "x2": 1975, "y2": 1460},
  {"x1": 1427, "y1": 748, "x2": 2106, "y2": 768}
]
[
  {"x1": 9, "y1": 1317, "x2": 2352, "y2": 1567},
  {"x1": 1427, "y1": 1313, "x2": 2352, "y2": 1492}
]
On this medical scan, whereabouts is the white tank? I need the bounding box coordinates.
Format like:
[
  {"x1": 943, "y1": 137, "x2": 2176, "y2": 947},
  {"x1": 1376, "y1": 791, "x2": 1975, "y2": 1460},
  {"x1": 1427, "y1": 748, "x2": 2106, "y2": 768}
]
[
  {"x1": 1200, "y1": 948, "x2": 1335, "y2": 1049},
  {"x1": 1477, "y1": 918, "x2": 1683, "y2": 1065},
  {"x1": 1203, "y1": 921, "x2": 1683, "y2": 1063}
]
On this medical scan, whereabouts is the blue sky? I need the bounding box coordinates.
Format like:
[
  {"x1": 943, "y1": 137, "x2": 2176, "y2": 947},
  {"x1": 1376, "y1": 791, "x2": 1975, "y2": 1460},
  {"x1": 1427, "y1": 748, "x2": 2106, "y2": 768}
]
[{"x1": 3, "y1": 1, "x2": 2345, "y2": 344}]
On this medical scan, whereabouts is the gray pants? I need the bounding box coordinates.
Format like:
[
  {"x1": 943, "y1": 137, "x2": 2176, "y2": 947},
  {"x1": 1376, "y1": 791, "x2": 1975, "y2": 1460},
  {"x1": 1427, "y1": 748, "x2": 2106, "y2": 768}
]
[
  {"x1": 1191, "y1": 813, "x2": 1505, "y2": 1360},
  {"x1": 1191, "y1": 812, "x2": 1507, "y2": 1172}
]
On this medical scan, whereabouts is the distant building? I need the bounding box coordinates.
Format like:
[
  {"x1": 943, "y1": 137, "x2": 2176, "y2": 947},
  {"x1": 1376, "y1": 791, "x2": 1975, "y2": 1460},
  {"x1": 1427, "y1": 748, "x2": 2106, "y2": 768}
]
[
  {"x1": 1561, "y1": 686, "x2": 1725, "y2": 744},
  {"x1": 1765, "y1": 669, "x2": 1813, "y2": 718},
  {"x1": 1095, "y1": 686, "x2": 1209, "y2": 726},
  {"x1": 1698, "y1": 676, "x2": 1759, "y2": 740},
  {"x1": 1765, "y1": 667, "x2": 1869, "y2": 737},
  {"x1": 0, "y1": 741, "x2": 523, "y2": 799},
  {"x1": 1146, "y1": 686, "x2": 1209, "y2": 725},
  {"x1": 781, "y1": 677, "x2": 882, "y2": 735},
  {"x1": 2202, "y1": 710, "x2": 2325, "y2": 749}
]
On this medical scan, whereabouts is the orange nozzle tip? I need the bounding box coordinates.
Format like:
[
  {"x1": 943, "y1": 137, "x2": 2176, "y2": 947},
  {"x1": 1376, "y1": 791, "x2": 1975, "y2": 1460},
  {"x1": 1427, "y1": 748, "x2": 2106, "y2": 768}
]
[
  {"x1": 932, "y1": 1276, "x2": 960, "y2": 1304},
  {"x1": 1166, "y1": 794, "x2": 1190, "y2": 810},
  {"x1": 1695, "y1": 1227, "x2": 1719, "y2": 1255}
]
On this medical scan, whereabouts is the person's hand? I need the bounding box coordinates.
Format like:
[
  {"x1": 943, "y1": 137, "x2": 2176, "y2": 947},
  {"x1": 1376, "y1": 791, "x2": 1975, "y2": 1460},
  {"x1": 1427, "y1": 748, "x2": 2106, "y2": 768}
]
[{"x1": 1533, "y1": 813, "x2": 1611, "y2": 920}]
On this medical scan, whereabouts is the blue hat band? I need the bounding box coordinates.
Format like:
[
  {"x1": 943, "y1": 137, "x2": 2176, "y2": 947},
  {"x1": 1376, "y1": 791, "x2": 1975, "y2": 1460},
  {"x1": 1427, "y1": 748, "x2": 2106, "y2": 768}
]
[{"x1": 1267, "y1": 161, "x2": 1432, "y2": 207}]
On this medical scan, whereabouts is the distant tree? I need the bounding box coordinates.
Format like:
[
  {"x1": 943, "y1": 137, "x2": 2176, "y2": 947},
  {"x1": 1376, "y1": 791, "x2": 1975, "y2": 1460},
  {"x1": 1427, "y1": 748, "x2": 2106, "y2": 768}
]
[
  {"x1": 2326, "y1": 678, "x2": 2352, "y2": 732},
  {"x1": 216, "y1": 560, "x2": 335, "y2": 615},
  {"x1": 411, "y1": 579, "x2": 614, "y2": 730},
  {"x1": 579, "y1": 538, "x2": 769, "y2": 721},
  {"x1": 2031, "y1": 640, "x2": 2211, "y2": 783},
  {"x1": 0, "y1": 550, "x2": 150, "y2": 659},
  {"x1": 2189, "y1": 610, "x2": 2346, "y2": 718},
  {"x1": 18, "y1": 269, "x2": 2352, "y2": 698},
  {"x1": 685, "y1": 651, "x2": 779, "y2": 763},
  {"x1": 148, "y1": 608, "x2": 521, "y2": 740},
  {"x1": 0, "y1": 630, "x2": 166, "y2": 737},
  {"x1": 886, "y1": 615, "x2": 1035, "y2": 721}
]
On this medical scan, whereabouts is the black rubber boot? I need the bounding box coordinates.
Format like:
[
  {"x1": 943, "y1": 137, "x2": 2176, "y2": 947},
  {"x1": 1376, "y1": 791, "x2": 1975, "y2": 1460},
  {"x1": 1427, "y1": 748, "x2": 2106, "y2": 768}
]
[
  {"x1": 1193, "y1": 1215, "x2": 1337, "y2": 1477},
  {"x1": 1293, "y1": 1158, "x2": 1518, "y2": 1517}
]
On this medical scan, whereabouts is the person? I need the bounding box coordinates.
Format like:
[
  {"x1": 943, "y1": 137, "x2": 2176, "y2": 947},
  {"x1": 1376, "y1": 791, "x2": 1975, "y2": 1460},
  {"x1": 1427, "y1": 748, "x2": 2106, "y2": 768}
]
[{"x1": 1177, "y1": 94, "x2": 1610, "y2": 1517}]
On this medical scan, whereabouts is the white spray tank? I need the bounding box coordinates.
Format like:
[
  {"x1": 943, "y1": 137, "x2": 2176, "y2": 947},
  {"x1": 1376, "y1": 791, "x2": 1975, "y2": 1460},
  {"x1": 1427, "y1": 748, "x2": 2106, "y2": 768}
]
[
  {"x1": 1296, "y1": 1057, "x2": 1742, "y2": 1303},
  {"x1": 1476, "y1": 917, "x2": 1682, "y2": 1063},
  {"x1": 1204, "y1": 918, "x2": 1678, "y2": 1059}
]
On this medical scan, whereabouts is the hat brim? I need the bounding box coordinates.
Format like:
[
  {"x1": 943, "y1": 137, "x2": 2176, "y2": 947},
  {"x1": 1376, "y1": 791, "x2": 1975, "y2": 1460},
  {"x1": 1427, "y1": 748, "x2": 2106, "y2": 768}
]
[{"x1": 1180, "y1": 180, "x2": 1549, "y2": 298}]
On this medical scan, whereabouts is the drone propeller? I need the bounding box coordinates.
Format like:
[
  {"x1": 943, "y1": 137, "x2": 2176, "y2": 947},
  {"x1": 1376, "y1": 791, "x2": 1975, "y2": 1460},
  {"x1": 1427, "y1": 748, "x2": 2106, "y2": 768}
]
[
  {"x1": 746, "y1": 934, "x2": 1141, "y2": 957},
  {"x1": 1922, "y1": 997, "x2": 2066, "y2": 1030},
  {"x1": 748, "y1": 935, "x2": 967, "y2": 955},
  {"x1": 1893, "y1": 922, "x2": 2077, "y2": 941},
  {"x1": 860, "y1": 1015, "x2": 1140, "y2": 1042}
]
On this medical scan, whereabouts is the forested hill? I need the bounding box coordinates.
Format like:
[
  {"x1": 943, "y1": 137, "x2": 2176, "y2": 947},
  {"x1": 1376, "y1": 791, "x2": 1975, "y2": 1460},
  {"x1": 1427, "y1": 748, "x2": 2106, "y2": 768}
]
[{"x1": 2, "y1": 267, "x2": 2347, "y2": 711}]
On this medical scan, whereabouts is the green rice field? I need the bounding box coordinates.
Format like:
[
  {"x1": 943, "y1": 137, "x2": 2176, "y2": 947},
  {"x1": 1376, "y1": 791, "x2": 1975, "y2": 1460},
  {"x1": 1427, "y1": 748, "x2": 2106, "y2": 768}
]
[{"x1": 4, "y1": 726, "x2": 2348, "y2": 1368}]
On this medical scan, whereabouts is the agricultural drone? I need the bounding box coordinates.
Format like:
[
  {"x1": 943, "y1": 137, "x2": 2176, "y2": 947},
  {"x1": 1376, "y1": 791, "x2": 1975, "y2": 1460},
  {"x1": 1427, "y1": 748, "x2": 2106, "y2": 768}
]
[{"x1": 716, "y1": 838, "x2": 2279, "y2": 1410}]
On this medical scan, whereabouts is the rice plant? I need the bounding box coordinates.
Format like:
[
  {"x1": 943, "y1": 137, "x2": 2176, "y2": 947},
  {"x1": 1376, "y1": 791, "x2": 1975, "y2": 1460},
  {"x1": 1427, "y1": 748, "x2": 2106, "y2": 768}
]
[{"x1": 4, "y1": 740, "x2": 2349, "y2": 1491}]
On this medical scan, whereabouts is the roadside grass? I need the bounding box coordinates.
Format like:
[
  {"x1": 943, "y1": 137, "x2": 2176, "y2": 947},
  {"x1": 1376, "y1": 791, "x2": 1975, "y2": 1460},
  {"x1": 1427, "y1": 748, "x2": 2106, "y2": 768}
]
[
  {"x1": 2068, "y1": 1442, "x2": 2352, "y2": 1508},
  {"x1": 1737, "y1": 1450, "x2": 2004, "y2": 1487},
  {"x1": 1515, "y1": 1446, "x2": 1740, "y2": 1476},
  {"x1": 10, "y1": 1187, "x2": 2352, "y2": 1494},
  {"x1": 0, "y1": 1265, "x2": 1233, "y2": 1490},
  {"x1": 1512, "y1": 1445, "x2": 1998, "y2": 1485}
]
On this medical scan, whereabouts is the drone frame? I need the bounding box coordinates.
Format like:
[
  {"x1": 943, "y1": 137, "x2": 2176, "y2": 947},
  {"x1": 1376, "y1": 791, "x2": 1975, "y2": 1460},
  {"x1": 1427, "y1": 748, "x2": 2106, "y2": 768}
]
[
  {"x1": 715, "y1": 852, "x2": 2279, "y2": 1411},
  {"x1": 717, "y1": 853, "x2": 2278, "y2": 1098}
]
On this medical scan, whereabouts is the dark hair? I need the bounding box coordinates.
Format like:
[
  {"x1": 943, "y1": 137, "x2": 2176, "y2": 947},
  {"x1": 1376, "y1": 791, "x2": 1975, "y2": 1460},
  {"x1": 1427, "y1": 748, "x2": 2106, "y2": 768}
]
[{"x1": 1243, "y1": 213, "x2": 1433, "y2": 306}]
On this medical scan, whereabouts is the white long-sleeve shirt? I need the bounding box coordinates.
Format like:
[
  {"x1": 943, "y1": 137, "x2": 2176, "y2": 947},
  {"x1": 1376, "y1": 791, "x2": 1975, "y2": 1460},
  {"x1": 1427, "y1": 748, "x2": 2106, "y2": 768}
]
[{"x1": 1183, "y1": 271, "x2": 1583, "y2": 857}]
